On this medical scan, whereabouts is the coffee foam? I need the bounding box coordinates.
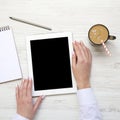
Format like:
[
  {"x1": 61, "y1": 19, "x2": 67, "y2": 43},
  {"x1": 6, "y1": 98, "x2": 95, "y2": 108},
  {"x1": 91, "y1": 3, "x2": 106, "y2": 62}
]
[{"x1": 89, "y1": 25, "x2": 109, "y2": 44}]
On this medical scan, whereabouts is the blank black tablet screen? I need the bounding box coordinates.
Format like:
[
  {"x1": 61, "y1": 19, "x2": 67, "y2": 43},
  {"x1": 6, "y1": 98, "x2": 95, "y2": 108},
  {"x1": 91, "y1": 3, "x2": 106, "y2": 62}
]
[{"x1": 30, "y1": 37, "x2": 72, "y2": 91}]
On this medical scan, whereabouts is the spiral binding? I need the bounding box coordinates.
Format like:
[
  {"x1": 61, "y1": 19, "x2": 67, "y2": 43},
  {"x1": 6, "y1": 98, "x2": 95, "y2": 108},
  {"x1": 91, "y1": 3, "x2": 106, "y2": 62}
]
[{"x1": 0, "y1": 26, "x2": 10, "y2": 32}]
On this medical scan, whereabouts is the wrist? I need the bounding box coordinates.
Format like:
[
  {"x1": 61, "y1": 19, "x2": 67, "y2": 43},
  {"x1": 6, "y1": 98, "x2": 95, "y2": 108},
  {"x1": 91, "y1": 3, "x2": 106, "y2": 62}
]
[
  {"x1": 13, "y1": 114, "x2": 29, "y2": 120},
  {"x1": 17, "y1": 112, "x2": 32, "y2": 120},
  {"x1": 77, "y1": 83, "x2": 91, "y2": 90}
]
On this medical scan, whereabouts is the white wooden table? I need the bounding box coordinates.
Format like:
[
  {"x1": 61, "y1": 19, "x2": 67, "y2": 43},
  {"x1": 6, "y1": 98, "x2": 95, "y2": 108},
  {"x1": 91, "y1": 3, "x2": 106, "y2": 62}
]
[{"x1": 0, "y1": 0, "x2": 120, "y2": 120}]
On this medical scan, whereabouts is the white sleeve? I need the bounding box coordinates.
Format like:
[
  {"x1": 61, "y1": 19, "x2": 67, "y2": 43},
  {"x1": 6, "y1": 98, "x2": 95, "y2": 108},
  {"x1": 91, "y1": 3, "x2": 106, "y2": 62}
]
[
  {"x1": 77, "y1": 88, "x2": 102, "y2": 120},
  {"x1": 12, "y1": 114, "x2": 29, "y2": 120}
]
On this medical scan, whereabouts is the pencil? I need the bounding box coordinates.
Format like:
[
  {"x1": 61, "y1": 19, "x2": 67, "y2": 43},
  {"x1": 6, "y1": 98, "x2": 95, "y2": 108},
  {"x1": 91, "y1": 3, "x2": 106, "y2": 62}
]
[{"x1": 9, "y1": 17, "x2": 52, "y2": 31}]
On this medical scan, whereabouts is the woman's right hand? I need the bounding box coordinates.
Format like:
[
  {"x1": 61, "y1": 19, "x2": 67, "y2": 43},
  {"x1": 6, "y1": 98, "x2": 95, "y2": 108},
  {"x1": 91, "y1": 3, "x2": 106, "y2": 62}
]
[{"x1": 72, "y1": 41, "x2": 92, "y2": 89}]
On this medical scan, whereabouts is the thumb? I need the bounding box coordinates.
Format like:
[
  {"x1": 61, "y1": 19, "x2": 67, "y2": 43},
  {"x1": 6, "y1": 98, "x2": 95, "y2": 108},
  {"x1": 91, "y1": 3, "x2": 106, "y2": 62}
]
[{"x1": 33, "y1": 96, "x2": 43, "y2": 114}]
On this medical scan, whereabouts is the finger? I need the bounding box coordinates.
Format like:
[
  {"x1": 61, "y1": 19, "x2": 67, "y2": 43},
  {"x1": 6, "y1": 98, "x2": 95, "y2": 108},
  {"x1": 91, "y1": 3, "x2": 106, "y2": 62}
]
[
  {"x1": 33, "y1": 96, "x2": 43, "y2": 113},
  {"x1": 73, "y1": 41, "x2": 82, "y2": 60},
  {"x1": 87, "y1": 48, "x2": 92, "y2": 62},
  {"x1": 72, "y1": 52, "x2": 76, "y2": 69},
  {"x1": 22, "y1": 79, "x2": 29, "y2": 97},
  {"x1": 19, "y1": 80, "x2": 24, "y2": 98},
  {"x1": 16, "y1": 85, "x2": 19, "y2": 100},
  {"x1": 80, "y1": 41, "x2": 89, "y2": 57},
  {"x1": 76, "y1": 41, "x2": 85, "y2": 60},
  {"x1": 27, "y1": 79, "x2": 32, "y2": 97}
]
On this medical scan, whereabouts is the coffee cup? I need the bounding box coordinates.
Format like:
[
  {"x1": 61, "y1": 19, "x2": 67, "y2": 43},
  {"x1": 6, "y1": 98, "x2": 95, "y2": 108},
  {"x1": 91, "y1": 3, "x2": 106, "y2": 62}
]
[{"x1": 88, "y1": 24, "x2": 116, "y2": 45}]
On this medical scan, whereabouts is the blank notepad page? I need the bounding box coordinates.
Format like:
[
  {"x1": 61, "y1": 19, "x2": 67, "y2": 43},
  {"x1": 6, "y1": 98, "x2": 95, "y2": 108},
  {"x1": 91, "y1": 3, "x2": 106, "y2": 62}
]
[{"x1": 0, "y1": 26, "x2": 22, "y2": 83}]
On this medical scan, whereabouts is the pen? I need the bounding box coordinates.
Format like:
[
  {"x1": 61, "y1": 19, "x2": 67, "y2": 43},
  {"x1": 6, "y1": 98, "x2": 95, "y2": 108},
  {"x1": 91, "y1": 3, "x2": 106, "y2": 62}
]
[{"x1": 9, "y1": 17, "x2": 52, "y2": 31}]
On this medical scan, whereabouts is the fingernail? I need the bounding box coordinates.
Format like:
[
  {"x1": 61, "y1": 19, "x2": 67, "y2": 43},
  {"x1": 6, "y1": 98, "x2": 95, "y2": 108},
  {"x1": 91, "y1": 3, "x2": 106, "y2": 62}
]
[
  {"x1": 28, "y1": 77, "x2": 31, "y2": 80},
  {"x1": 72, "y1": 51, "x2": 74, "y2": 54},
  {"x1": 41, "y1": 95, "x2": 46, "y2": 99},
  {"x1": 75, "y1": 41, "x2": 79, "y2": 45},
  {"x1": 72, "y1": 41, "x2": 75, "y2": 44},
  {"x1": 81, "y1": 41, "x2": 84, "y2": 45},
  {"x1": 72, "y1": 52, "x2": 75, "y2": 56},
  {"x1": 75, "y1": 40, "x2": 77, "y2": 43},
  {"x1": 22, "y1": 79, "x2": 24, "y2": 82}
]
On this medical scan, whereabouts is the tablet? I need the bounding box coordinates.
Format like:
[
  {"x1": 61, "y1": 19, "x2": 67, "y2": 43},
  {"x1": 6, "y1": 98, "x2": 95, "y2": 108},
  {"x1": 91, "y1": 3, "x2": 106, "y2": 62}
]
[{"x1": 26, "y1": 32, "x2": 77, "y2": 96}]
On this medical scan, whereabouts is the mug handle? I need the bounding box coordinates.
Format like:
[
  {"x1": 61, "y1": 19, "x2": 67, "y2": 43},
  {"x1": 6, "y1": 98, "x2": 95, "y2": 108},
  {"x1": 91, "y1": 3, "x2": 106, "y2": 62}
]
[{"x1": 109, "y1": 35, "x2": 116, "y2": 40}]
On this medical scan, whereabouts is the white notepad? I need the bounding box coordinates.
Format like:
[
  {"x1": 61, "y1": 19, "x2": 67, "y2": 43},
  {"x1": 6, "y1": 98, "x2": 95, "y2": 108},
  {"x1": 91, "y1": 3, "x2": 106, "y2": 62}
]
[{"x1": 0, "y1": 26, "x2": 22, "y2": 83}]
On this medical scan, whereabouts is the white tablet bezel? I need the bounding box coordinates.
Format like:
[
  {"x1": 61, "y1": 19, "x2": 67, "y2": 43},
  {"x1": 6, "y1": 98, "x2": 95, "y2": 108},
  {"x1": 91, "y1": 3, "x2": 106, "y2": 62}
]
[{"x1": 26, "y1": 32, "x2": 77, "y2": 96}]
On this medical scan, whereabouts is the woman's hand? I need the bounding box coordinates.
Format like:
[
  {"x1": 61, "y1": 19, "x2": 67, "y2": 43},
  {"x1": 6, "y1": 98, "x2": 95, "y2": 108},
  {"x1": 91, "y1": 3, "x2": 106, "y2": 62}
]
[
  {"x1": 16, "y1": 79, "x2": 44, "y2": 120},
  {"x1": 72, "y1": 41, "x2": 92, "y2": 89}
]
